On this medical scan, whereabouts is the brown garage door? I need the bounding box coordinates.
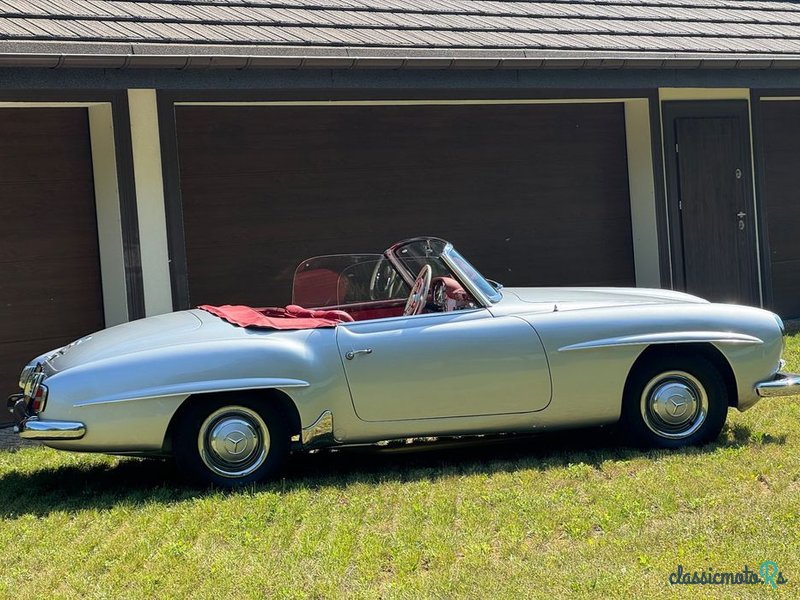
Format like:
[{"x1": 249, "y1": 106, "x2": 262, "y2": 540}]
[
  {"x1": 175, "y1": 103, "x2": 634, "y2": 307},
  {"x1": 0, "y1": 108, "x2": 105, "y2": 403},
  {"x1": 761, "y1": 100, "x2": 800, "y2": 318}
]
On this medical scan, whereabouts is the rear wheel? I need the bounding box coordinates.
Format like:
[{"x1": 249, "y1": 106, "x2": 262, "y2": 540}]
[
  {"x1": 174, "y1": 396, "x2": 290, "y2": 487},
  {"x1": 621, "y1": 354, "x2": 728, "y2": 448}
]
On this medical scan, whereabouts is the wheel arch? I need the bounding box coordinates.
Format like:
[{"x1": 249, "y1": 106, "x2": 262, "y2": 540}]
[
  {"x1": 161, "y1": 388, "x2": 302, "y2": 454},
  {"x1": 627, "y1": 342, "x2": 738, "y2": 408}
]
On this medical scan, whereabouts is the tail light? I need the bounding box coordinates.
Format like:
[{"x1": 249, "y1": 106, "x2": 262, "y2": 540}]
[
  {"x1": 19, "y1": 364, "x2": 48, "y2": 414},
  {"x1": 31, "y1": 383, "x2": 48, "y2": 413},
  {"x1": 24, "y1": 371, "x2": 48, "y2": 414}
]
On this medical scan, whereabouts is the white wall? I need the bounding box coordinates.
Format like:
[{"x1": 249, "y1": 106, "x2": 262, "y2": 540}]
[
  {"x1": 623, "y1": 99, "x2": 660, "y2": 288},
  {"x1": 128, "y1": 89, "x2": 173, "y2": 316},
  {"x1": 88, "y1": 104, "x2": 129, "y2": 326}
]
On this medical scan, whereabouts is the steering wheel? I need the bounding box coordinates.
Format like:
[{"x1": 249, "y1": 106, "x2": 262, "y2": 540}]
[
  {"x1": 403, "y1": 265, "x2": 432, "y2": 316},
  {"x1": 369, "y1": 258, "x2": 401, "y2": 301}
]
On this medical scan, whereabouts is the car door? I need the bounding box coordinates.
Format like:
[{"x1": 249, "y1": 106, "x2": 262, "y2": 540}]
[{"x1": 335, "y1": 309, "x2": 551, "y2": 422}]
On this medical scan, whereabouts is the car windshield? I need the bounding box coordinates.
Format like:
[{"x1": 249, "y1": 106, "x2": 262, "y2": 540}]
[
  {"x1": 390, "y1": 238, "x2": 452, "y2": 279},
  {"x1": 445, "y1": 247, "x2": 502, "y2": 303},
  {"x1": 293, "y1": 238, "x2": 500, "y2": 311},
  {"x1": 389, "y1": 238, "x2": 502, "y2": 304}
]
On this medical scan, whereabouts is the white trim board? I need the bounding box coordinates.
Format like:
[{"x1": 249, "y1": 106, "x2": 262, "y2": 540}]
[
  {"x1": 176, "y1": 98, "x2": 641, "y2": 107},
  {"x1": 128, "y1": 89, "x2": 173, "y2": 317}
]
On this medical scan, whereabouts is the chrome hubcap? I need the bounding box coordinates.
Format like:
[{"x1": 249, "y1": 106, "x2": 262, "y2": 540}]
[
  {"x1": 198, "y1": 406, "x2": 270, "y2": 478},
  {"x1": 640, "y1": 371, "x2": 708, "y2": 439}
]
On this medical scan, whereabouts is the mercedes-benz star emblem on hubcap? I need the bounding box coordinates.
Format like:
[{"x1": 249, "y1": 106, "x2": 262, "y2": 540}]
[
  {"x1": 667, "y1": 395, "x2": 689, "y2": 417},
  {"x1": 223, "y1": 432, "x2": 248, "y2": 455}
]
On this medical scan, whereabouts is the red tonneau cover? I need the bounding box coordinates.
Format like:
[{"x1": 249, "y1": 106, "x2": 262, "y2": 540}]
[{"x1": 199, "y1": 304, "x2": 354, "y2": 330}]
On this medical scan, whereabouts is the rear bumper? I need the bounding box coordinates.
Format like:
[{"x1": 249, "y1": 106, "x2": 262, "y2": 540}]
[
  {"x1": 755, "y1": 372, "x2": 800, "y2": 398},
  {"x1": 17, "y1": 416, "x2": 86, "y2": 440},
  {"x1": 7, "y1": 394, "x2": 86, "y2": 440}
]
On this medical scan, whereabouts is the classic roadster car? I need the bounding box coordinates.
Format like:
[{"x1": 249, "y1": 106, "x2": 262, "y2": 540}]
[{"x1": 8, "y1": 237, "x2": 800, "y2": 486}]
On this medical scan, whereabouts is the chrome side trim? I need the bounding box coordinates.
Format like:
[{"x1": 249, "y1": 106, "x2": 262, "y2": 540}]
[
  {"x1": 558, "y1": 331, "x2": 763, "y2": 352},
  {"x1": 16, "y1": 416, "x2": 86, "y2": 440},
  {"x1": 755, "y1": 372, "x2": 800, "y2": 398},
  {"x1": 301, "y1": 410, "x2": 335, "y2": 449},
  {"x1": 73, "y1": 378, "x2": 310, "y2": 407}
]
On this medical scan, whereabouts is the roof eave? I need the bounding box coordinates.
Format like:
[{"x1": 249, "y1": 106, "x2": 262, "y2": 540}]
[{"x1": 0, "y1": 42, "x2": 799, "y2": 70}]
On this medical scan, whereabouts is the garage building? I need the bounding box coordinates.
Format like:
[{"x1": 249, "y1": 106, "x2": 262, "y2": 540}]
[{"x1": 1, "y1": 0, "x2": 800, "y2": 398}]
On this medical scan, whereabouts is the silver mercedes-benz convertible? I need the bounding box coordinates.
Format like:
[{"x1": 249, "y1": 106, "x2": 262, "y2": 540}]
[{"x1": 8, "y1": 237, "x2": 800, "y2": 486}]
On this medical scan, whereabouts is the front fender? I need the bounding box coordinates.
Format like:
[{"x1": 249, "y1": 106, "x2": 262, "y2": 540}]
[{"x1": 519, "y1": 302, "x2": 783, "y2": 421}]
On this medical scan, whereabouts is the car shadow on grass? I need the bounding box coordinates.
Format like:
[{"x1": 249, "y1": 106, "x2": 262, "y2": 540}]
[{"x1": 0, "y1": 423, "x2": 785, "y2": 518}]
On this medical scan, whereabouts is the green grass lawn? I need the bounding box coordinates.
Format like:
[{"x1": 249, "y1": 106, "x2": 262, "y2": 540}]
[{"x1": 1, "y1": 335, "x2": 800, "y2": 599}]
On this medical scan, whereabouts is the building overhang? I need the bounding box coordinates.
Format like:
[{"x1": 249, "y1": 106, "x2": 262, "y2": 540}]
[{"x1": 2, "y1": 42, "x2": 800, "y2": 71}]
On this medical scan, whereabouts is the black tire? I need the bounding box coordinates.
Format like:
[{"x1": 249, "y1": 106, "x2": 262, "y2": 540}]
[
  {"x1": 173, "y1": 395, "x2": 290, "y2": 488},
  {"x1": 620, "y1": 353, "x2": 729, "y2": 449}
]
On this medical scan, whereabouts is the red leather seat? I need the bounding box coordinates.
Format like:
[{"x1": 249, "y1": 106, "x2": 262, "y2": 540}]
[{"x1": 285, "y1": 304, "x2": 354, "y2": 322}]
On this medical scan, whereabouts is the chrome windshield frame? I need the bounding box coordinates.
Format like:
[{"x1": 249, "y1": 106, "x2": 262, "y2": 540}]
[
  {"x1": 442, "y1": 244, "x2": 502, "y2": 306},
  {"x1": 384, "y1": 237, "x2": 501, "y2": 308}
]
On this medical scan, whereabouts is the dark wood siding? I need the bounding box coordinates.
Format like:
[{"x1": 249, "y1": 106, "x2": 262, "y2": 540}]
[
  {"x1": 175, "y1": 103, "x2": 634, "y2": 307},
  {"x1": 0, "y1": 108, "x2": 105, "y2": 401},
  {"x1": 761, "y1": 100, "x2": 800, "y2": 318}
]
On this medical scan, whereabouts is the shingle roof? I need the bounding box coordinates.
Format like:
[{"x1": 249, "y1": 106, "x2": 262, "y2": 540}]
[{"x1": 3, "y1": 0, "x2": 800, "y2": 69}]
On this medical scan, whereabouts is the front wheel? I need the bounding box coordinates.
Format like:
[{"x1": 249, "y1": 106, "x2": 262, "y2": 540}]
[
  {"x1": 173, "y1": 396, "x2": 290, "y2": 487},
  {"x1": 621, "y1": 354, "x2": 729, "y2": 449}
]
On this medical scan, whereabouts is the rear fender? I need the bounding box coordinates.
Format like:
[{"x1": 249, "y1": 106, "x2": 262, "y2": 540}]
[{"x1": 40, "y1": 333, "x2": 351, "y2": 452}]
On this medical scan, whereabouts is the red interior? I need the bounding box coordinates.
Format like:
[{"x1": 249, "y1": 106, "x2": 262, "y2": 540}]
[
  {"x1": 199, "y1": 304, "x2": 354, "y2": 330},
  {"x1": 199, "y1": 298, "x2": 407, "y2": 329},
  {"x1": 321, "y1": 298, "x2": 405, "y2": 321},
  {"x1": 433, "y1": 276, "x2": 469, "y2": 301}
]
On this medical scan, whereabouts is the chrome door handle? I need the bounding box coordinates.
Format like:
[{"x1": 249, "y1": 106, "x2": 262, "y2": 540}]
[{"x1": 345, "y1": 348, "x2": 373, "y2": 360}]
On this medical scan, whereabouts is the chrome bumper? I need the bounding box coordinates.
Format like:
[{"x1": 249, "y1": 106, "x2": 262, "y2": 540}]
[
  {"x1": 15, "y1": 416, "x2": 86, "y2": 440},
  {"x1": 755, "y1": 372, "x2": 800, "y2": 398},
  {"x1": 7, "y1": 393, "x2": 85, "y2": 440}
]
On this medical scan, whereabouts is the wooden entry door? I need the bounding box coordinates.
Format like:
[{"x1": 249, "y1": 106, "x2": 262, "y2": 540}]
[{"x1": 664, "y1": 102, "x2": 760, "y2": 306}]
